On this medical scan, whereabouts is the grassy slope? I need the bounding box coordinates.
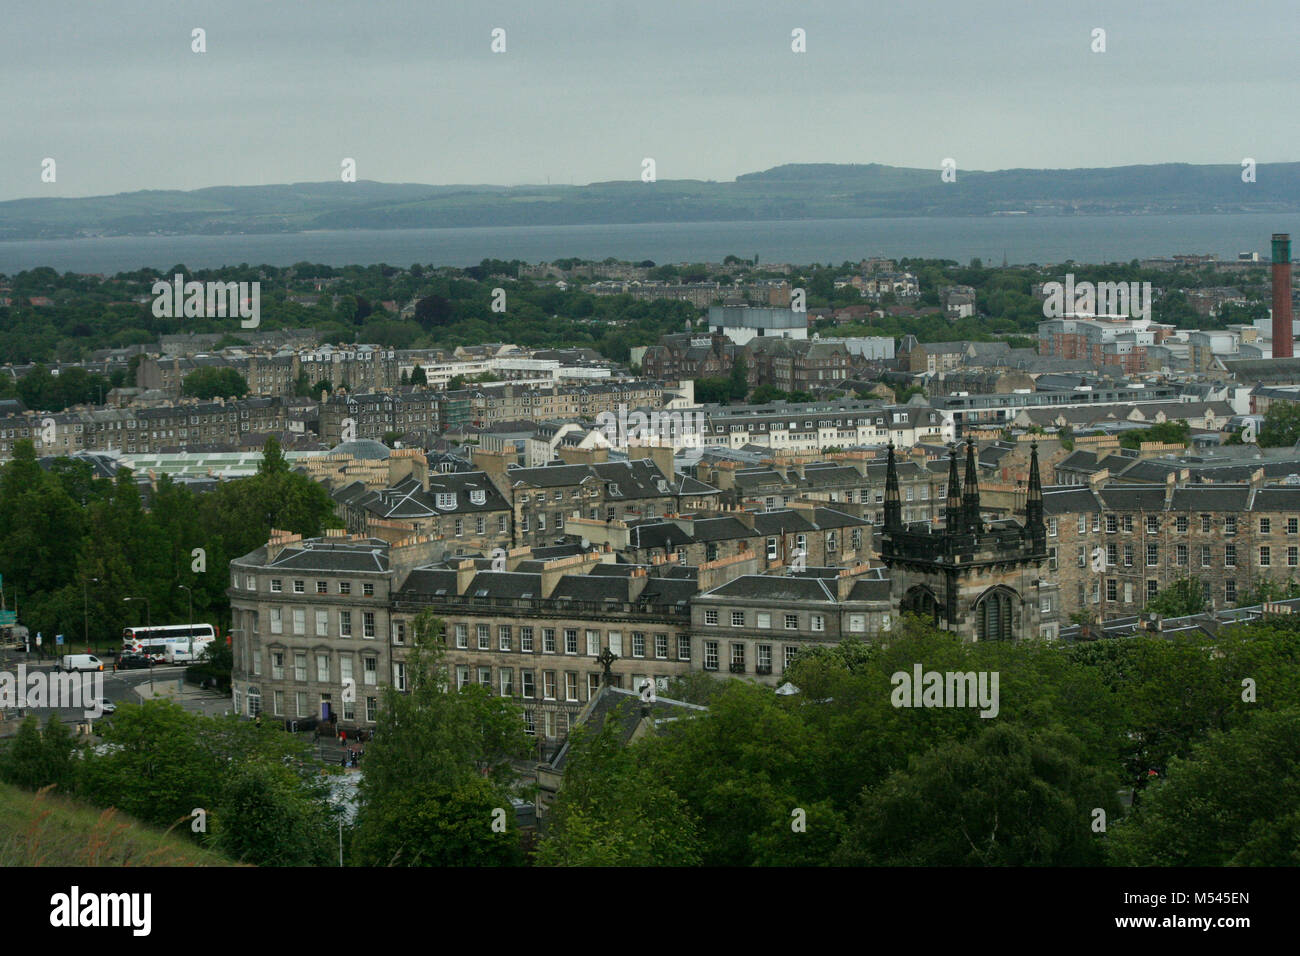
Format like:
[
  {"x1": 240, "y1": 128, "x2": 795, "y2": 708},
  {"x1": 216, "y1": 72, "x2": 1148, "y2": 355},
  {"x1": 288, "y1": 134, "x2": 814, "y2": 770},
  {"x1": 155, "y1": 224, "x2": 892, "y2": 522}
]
[{"x1": 0, "y1": 781, "x2": 238, "y2": 867}]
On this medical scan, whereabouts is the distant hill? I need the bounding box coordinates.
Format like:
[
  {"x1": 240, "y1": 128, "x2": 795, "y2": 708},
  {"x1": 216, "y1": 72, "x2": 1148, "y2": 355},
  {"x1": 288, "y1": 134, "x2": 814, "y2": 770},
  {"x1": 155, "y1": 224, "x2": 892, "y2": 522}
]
[{"x1": 2, "y1": 162, "x2": 1298, "y2": 240}]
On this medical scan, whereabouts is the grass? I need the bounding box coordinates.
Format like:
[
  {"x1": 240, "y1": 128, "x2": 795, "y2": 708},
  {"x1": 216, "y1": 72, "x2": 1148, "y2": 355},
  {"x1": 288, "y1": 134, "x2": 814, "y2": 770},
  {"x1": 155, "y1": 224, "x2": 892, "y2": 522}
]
[{"x1": 0, "y1": 781, "x2": 239, "y2": 866}]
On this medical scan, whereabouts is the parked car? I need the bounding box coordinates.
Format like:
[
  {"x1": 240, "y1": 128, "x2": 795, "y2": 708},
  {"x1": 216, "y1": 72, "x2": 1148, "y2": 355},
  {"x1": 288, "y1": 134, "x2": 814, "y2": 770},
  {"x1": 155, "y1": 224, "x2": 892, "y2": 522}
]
[
  {"x1": 89, "y1": 698, "x2": 116, "y2": 715},
  {"x1": 116, "y1": 652, "x2": 154, "y2": 670}
]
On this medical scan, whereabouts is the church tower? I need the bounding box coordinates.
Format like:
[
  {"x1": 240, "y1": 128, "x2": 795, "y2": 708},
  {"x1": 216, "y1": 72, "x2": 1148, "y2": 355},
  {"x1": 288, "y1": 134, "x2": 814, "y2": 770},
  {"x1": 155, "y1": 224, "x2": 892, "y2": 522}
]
[{"x1": 879, "y1": 440, "x2": 1053, "y2": 641}]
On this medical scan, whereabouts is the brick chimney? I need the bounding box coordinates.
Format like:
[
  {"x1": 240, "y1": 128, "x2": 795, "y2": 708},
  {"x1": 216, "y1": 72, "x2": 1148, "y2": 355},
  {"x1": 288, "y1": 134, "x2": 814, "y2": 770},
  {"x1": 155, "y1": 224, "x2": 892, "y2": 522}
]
[{"x1": 1273, "y1": 234, "x2": 1293, "y2": 359}]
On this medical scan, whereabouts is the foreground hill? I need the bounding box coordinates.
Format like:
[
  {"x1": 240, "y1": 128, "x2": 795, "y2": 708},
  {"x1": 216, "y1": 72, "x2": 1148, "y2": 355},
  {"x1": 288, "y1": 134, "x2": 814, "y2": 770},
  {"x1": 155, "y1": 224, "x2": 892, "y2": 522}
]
[{"x1": 0, "y1": 782, "x2": 237, "y2": 867}]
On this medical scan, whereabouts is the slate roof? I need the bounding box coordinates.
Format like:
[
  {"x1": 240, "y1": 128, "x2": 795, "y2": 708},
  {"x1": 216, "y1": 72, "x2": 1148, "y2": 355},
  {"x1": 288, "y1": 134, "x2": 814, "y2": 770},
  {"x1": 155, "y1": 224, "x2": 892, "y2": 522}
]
[{"x1": 702, "y1": 575, "x2": 837, "y2": 603}]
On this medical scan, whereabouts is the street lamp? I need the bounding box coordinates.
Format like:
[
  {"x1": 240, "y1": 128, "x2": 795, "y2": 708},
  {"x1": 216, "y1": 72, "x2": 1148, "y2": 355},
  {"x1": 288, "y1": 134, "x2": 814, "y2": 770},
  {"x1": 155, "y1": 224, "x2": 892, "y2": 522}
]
[
  {"x1": 177, "y1": 584, "x2": 193, "y2": 633},
  {"x1": 83, "y1": 576, "x2": 99, "y2": 653},
  {"x1": 124, "y1": 596, "x2": 152, "y2": 693}
]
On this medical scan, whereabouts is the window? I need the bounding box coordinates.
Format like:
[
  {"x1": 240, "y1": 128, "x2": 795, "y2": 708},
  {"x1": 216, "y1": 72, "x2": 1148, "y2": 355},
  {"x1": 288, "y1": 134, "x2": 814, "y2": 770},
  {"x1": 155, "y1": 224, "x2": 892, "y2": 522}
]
[
  {"x1": 316, "y1": 580, "x2": 328, "y2": 595},
  {"x1": 296, "y1": 691, "x2": 308, "y2": 717},
  {"x1": 544, "y1": 628, "x2": 556, "y2": 653},
  {"x1": 294, "y1": 652, "x2": 307, "y2": 682},
  {"x1": 1225, "y1": 516, "x2": 1237, "y2": 536},
  {"x1": 498, "y1": 515, "x2": 508, "y2": 533},
  {"x1": 522, "y1": 671, "x2": 535, "y2": 699},
  {"x1": 499, "y1": 625, "x2": 512, "y2": 651},
  {"x1": 704, "y1": 641, "x2": 719, "y2": 671},
  {"x1": 705, "y1": 609, "x2": 719, "y2": 626},
  {"x1": 436, "y1": 493, "x2": 456, "y2": 510},
  {"x1": 767, "y1": 537, "x2": 779, "y2": 560},
  {"x1": 608, "y1": 632, "x2": 623, "y2": 656},
  {"x1": 565, "y1": 672, "x2": 578, "y2": 701},
  {"x1": 587, "y1": 673, "x2": 601, "y2": 699},
  {"x1": 784, "y1": 646, "x2": 798, "y2": 670},
  {"x1": 1124, "y1": 543, "x2": 1134, "y2": 567},
  {"x1": 784, "y1": 614, "x2": 798, "y2": 630},
  {"x1": 756, "y1": 612, "x2": 771, "y2": 629},
  {"x1": 363, "y1": 582, "x2": 374, "y2": 597},
  {"x1": 271, "y1": 651, "x2": 284, "y2": 681},
  {"x1": 1261, "y1": 517, "x2": 1272, "y2": 534},
  {"x1": 1077, "y1": 516, "x2": 1087, "y2": 534},
  {"x1": 363, "y1": 612, "x2": 376, "y2": 639},
  {"x1": 1201, "y1": 545, "x2": 1211, "y2": 568},
  {"x1": 316, "y1": 653, "x2": 329, "y2": 682},
  {"x1": 677, "y1": 635, "x2": 691, "y2": 660},
  {"x1": 478, "y1": 667, "x2": 492, "y2": 690},
  {"x1": 1176, "y1": 544, "x2": 1188, "y2": 566},
  {"x1": 270, "y1": 608, "x2": 283, "y2": 635},
  {"x1": 1048, "y1": 518, "x2": 1058, "y2": 536},
  {"x1": 730, "y1": 644, "x2": 745, "y2": 670},
  {"x1": 655, "y1": 633, "x2": 668, "y2": 659},
  {"x1": 1290, "y1": 546, "x2": 1298, "y2": 567},
  {"x1": 848, "y1": 614, "x2": 865, "y2": 633},
  {"x1": 1107, "y1": 543, "x2": 1117, "y2": 567},
  {"x1": 1048, "y1": 547, "x2": 1058, "y2": 571},
  {"x1": 1260, "y1": 546, "x2": 1272, "y2": 567},
  {"x1": 1146, "y1": 516, "x2": 1159, "y2": 534},
  {"x1": 499, "y1": 668, "x2": 513, "y2": 697},
  {"x1": 1202, "y1": 514, "x2": 1212, "y2": 533},
  {"x1": 811, "y1": 614, "x2": 825, "y2": 632},
  {"x1": 1106, "y1": 514, "x2": 1117, "y2": 533},
  {"x1": 543, "y1": 671, "x2": 556, "y2": 700},
  {"x1": 1106, "y1": 579, "x2": 1117, "y2": 602},
  {"x1": 851, "y1": 528, "x2": 862, "y2": 550},
  {"x1": 564, "y1": 629, "x2": 578, "y2": 654},
  {"x1": 731, "y1": 610, "x2": 744, "y2": 627},
  {"x1": 315, "y1": 610, "x2": 328, "y2": 637},
  {"x1": 454, "y1": 623, "x2": 468, "y2": 648},
  {"x1": 363, "y1": 657, "x2": 377, "y2": 685},
  {"x1": 273, "y1": 690, "x2": 283, "y2": 716},
  {"x1": 1176, "y1": 515, "x2": 1188, "y2": 534},
  {"x1": 1077, "y1": 545, "x2": 1087, "y2": 568},
  {"x1": 293, "y1": 579, "x2": 305, "y2": 594},
  {"x1": 454, "y1": 518, "x2": 463, "y2": 537},
  {"x1": 632, "y1": 632, "x2": 646, "y2": 658},
  {"x1": 1123, "y1": 515, "x2": 1133, "y2": 533},
  {"x1": 292, "y1": 608, "x2": 305, "y2": 635},
  {"x1": 477, "y1": 624, "x2": 490, "y2": 650},
  {"x1": 246, "y1": 575, "x2": 255, "y2": 590},
  {"x1": 1290, "y1": 517, "x2": 1299, "y2": 535},
  {"x1": 476, "y1": 516, "x2": 486, "y2": 535},
  {"x1": 1226, "y1": 579, "x2": 1237, "y2": 603},
  {"x1": 827, "y1": 531, "x2": 837, "y2": 552},
  {"x1": 271, "y1": 578, "x2": 282, "y2": 593},
  {"x1": 586, "y1": 630, "x2": 600, "y2": 656},
  {"x1": 1146, "y1": 544, "x2": 1159, "y2": 567},
  {"x1": 521, "y1": 626, "x2": 534, "y2": 652},
  {"x1": 338, "y1": 581, "x2": 351, "y2": 595},
  {"x1": 1226, "y1": 544, "x2": 1237, "y2": 568}
]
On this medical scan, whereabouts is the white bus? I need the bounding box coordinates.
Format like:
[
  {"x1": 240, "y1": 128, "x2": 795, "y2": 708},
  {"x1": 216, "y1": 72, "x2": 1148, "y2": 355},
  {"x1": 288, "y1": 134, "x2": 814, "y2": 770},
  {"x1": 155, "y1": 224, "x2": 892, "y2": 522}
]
[{"x1": 122, "y1": 624, "x2": 216, "y2": 661}]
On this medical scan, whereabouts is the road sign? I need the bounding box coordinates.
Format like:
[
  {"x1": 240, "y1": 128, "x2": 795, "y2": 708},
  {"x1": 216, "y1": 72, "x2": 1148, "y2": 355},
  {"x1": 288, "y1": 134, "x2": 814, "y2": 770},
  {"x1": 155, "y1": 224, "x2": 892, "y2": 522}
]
[
  {"x1": 55, "y1": 634, "x2": 64, "y2": 645},
  {"x1": 0, "y1": 611, "x2": 15, "y2": 626}
]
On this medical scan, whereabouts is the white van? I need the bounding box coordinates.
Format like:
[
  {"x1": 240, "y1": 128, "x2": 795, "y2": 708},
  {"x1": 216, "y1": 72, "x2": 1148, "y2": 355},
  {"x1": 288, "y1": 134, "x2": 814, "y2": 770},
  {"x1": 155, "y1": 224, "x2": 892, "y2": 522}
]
[
  {"x1": 60, "y1": 654, "x2": 103, "y2": 672},
  {"x1": 163, "y1": 643, "x2": 196, "y2": 665}
]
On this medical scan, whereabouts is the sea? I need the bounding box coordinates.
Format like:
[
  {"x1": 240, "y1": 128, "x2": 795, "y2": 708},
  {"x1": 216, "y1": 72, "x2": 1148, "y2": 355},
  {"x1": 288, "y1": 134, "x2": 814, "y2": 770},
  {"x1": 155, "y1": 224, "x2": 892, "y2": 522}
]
[{"x1": 1, "y1": 213, "x2": 1299, "y2": 274}]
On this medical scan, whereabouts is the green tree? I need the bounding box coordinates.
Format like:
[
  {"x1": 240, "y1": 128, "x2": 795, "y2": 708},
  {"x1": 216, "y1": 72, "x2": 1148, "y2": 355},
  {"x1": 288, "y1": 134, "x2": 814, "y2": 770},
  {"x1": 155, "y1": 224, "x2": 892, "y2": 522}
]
[
  {"x1": 181, "y1": 367, "x2": 250, "y2": 400},
  {"x1": 835, "y1": 723, "x2": 1115, "y2": 866},
  {"x1": 352, "y1": 611, "x2": 529, "y2": 865},
  {"x1": 538, "y1": 712, "x2": 702, "y2": 866},
  {"x1": 1119, "y1": 419, "x2": 1189, "y2": 450},
  {"x1": 409, "y1": 364, "x2": 428, "y2": 386},
  {"x1": 211, "y1": 758, "x2": 337, "y2": 866},
  {"x1": 1258, "y1": 402, "x2": 1300, "y2": 448},
  {"x1": 1109, "y1": 708, "x2": 1300, "y2": 865},
  {"x1": 1144, "y1": 576, "x2": 1206, "y2": 616}
]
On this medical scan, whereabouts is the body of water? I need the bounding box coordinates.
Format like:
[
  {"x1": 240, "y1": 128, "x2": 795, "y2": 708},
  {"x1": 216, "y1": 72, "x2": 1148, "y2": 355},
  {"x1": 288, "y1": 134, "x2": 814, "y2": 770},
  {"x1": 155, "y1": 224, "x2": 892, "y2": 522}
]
[{"x1": 2, "y1": 213, "x2": 1298, "y2": 274}]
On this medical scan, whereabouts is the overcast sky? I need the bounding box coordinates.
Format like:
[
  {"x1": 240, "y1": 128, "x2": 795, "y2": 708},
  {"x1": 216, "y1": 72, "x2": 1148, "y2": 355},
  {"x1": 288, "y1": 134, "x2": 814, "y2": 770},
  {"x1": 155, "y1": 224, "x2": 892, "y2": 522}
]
[{"x1": 3, "y1": 0, "x2": 1296, "y2": 200}]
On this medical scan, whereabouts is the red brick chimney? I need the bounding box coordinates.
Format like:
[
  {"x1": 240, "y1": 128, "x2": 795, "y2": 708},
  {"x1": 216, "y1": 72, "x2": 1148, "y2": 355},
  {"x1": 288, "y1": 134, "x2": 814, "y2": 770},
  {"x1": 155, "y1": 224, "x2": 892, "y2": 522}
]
[{"x1": 1273, "y1": 234, "x2": 1293, "y2": 358}]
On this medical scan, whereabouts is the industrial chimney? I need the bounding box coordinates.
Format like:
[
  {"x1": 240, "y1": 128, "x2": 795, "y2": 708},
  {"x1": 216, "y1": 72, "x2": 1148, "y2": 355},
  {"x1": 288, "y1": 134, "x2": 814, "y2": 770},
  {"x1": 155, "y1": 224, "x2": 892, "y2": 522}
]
[{"x1": 1273, "y1": 233, "x2": 1293, "y2": 359}]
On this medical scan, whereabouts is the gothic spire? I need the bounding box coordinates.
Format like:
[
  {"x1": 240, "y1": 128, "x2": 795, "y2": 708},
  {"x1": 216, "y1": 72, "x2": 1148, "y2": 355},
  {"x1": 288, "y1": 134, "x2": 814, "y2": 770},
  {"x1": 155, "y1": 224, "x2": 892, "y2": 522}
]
[
  {"x1": 884, "y1": 442, "x2": 902, "y2": 532},
  {"x1": 945, "y1": 442, "x2": 963, "y2": 530},
  {"x1": 962, "y1": 438, "x2": 982, "y2": 533},
  {"x1": 1025, "y1": 440, "x2": 1045, "y2": 536}
]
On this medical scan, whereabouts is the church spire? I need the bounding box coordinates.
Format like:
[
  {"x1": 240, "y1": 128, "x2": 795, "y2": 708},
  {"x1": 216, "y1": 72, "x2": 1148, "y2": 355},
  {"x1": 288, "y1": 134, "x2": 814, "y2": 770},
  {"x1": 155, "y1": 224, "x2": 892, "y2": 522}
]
[
  {"x1": 945, "y1": 443, "x2": 963, "y2": 529},
  {"x1": 1025, "y1": 440, "x2": 1045, "y2": 540},
  {"x1": 962, "y1": 438, "x2": 982, "y2": 533},
  {"x1": 884, "y1": 442, "x2": 902, "y2": 532}
]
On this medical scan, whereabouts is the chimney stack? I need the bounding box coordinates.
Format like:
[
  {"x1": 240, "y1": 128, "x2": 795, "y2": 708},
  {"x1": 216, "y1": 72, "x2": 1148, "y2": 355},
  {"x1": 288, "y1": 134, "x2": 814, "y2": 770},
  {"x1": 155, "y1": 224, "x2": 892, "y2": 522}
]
[{"x1": 1273, "y1": 234, "x2": 1293, "y2": 359}]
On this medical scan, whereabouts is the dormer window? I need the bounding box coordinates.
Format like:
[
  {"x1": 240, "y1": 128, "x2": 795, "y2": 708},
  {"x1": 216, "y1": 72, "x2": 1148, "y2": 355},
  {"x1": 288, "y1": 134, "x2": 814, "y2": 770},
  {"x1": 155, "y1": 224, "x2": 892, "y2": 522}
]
[
  {"x1": 469, "y1": 490, "x2": 486, "y2": 505},
  {"x1": 436, "y1": 493, "x2": 457, "y2": 510}
]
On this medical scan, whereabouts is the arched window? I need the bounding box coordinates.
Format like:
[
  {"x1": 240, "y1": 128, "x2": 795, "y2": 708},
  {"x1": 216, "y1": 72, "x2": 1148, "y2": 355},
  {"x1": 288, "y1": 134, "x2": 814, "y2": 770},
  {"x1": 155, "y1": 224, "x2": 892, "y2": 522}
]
[
  {"x1": 975, "y1": 590, "x2": 1014, "y2": 642},
  {"x1": 902, "y1": 586, "x2": 941, "y2": 625},
  {"x1": 247, "y1": 686, "x2": 262, "y2": 717}
]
